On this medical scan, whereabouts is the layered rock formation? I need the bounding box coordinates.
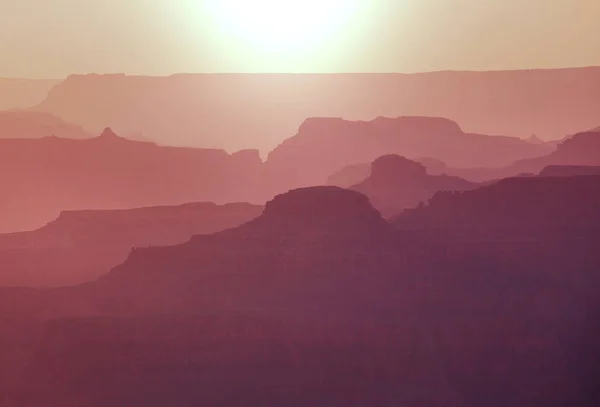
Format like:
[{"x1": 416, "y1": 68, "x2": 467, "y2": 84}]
[
  {"x1": 509, "y1": 131, "x2": 600, "y2": 174},
  {"x1": 449, "y1": 131, "x2": 600, "y2": 182},
  {"x1": 0, "y1": 184, "x2": 599, "y2": 406},
  {"x1": 327, "y1": 157, "x2": 449, "y2": 188},
  {"x1": 0, "y1": 128, "x2": 264, "y2": 232},
  {"x1": 0, "y1": 202, "x2": 262, "y2": 287},
  {"x1": 394, "y1": 174, "x2": 600, "y2": 235},
  {"x1": 30, "y1": 68, "x2": 600, "y2": 151},
  {"x1": 265, "y1": 116, "x2": 549, "y2": 191},
  {"x1": 350, "y1": 155, "x2": 476, "y2": 218}
]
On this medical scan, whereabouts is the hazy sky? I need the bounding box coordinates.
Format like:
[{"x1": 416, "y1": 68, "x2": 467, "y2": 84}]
[{"x1": 1, "y1": 0, "x2": 599, "y2": 78}]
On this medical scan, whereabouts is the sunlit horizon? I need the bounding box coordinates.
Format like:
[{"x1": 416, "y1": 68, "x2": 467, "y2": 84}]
[{"x1": 1, "y1": 0, "x2": 599, "y2": 78}]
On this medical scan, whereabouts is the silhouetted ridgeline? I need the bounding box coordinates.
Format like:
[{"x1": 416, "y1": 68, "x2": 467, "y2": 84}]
[
  {"x1": 394, "y1": 175, "x2": 600, "y2": 267},
  {"x1": 447, "y1": 130, "x2": 600, "y2": 181},
  {"x1": 265, "y1": 116, "x2": 550, "y2": 190},
  {"x1": 0, "y1": 202, "x2": 262, "y2": 287},
  {"x1": 1, "y1": 184, "x2": 600, "y2": 406},
  {"x1": 394, "y1": 175, "x2": 600, "y2": 234},
  {"x1": 0, "y1": 128, "x2": 264, "y2": 232},
  {"x1": 2, "y1": 126, "x2": 599, "y2": 235},
  {"x1": 94, "y1": 187, "x2": 420, "y2": 315},
  {"x1": 326, "y1": 132, "x2": 600, "y2": 185},
  {"x1": 327, "y1": 157, "x2": 448, "y2": 188},
  {"x1": 507, "y1": 131, "x2": 600, "y2": 174},
  {"x1": 0, "y1": 118, "x2": 557, "y2": 232},
  {"x1": 29, "y1": 68, "x2": 600, "y2": 151},
  {"x1": 350, "y1": 155, "x2": 476, "y2": 218}
]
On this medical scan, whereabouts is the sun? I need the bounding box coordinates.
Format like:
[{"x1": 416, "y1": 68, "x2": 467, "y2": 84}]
[{"x1": 205, "y1": 0, "x2": 362, "y2": 52}]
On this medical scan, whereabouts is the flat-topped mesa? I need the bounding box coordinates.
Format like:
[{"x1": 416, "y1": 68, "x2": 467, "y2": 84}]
[
  {"x1": 45, "y1": 202, "x2": 262, "y2": 234},
  {"x1": 296, "y1": 117, "x2": 347, "y2": 134},
  {"x1": 51, "y1": 202, "x2": 227, "y2": 222},
  {"x1": 371, "y1": 116, "x2": 464, "y2": 134},
  {"x1": 231, "y1": 148, "x2": 263, "y2": 165},
  {"x1": 296, "y1": 116, "x2": 463, "y2": 138},
  {"x1": 261, "y1": 186, "x2": 387, "y2": 232}
]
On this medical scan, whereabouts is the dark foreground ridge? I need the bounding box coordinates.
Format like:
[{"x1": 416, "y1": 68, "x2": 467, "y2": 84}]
[{"x1": 1, "y1": 181, "x2": 600, "y2": 406}]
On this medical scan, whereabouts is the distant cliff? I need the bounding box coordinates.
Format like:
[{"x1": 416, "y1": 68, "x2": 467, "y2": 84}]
[
  {"x1": 0, "y1": 201, "x2": 262, "y2": 287},
  {"x1": 481, "y1": 131, "x2": 600, "y2": 179},
  {"x1": 445, "y1": 131, "x2": 600, "y2": 182},
  {"x1": 0, "y1": 128, "x2": 264, "y2": 232},
  {"x1": 30, "y1": 68, "x2": 600, "y2": 152},
  {"x1": 351, "y1": 155, "x2": 477, "y2": 218},
  {"x1": 265, "y1": 116, "x2": 549, "y2": 190}
]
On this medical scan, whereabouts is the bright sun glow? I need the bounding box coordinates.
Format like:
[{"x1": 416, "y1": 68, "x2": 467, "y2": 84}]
[{"x1": 205, "y1": 0, "x2": 362, "y2": 52}]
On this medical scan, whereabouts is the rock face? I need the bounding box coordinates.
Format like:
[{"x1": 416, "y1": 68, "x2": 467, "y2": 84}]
[
  {"x1": 29, "y1": 68, "x2": 600, "y2": 152},
  {"x1": 0, "y1": 111, "x2": 92, "y2": 139},
  {"x1": 264, "y1": 116, "x2": 549, "y2": 192},
  {"x1": 392, "y1": 175, "x2": 600, "y2": 407},
  {"x1": 2, "y1": 187, "x2": 442, "y2": 406},
  {"x1": 0, "y1": 202, "x2": 262, "y2": 287},
  {"x1": 261, "y1": 186, "x2": 387, "y2": 232},
  {"x1": 99, "y1": 187, "x2": 401, "y2": 296},
  {"x1": 1, "y1": 184, "x2": 600, "y2": 406},
  {"x1": 327, "y1": 157, "x2": 450, "y2": 187},
  {"x1": 351, "y1": 155, "x2": 477, "y2": 218},
  {"x1": 0, "y1": 129, "x2": 265, "y2": 232},
  {"x1": 394, "y1": 175, "x2": 600, "y2": 233}
]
